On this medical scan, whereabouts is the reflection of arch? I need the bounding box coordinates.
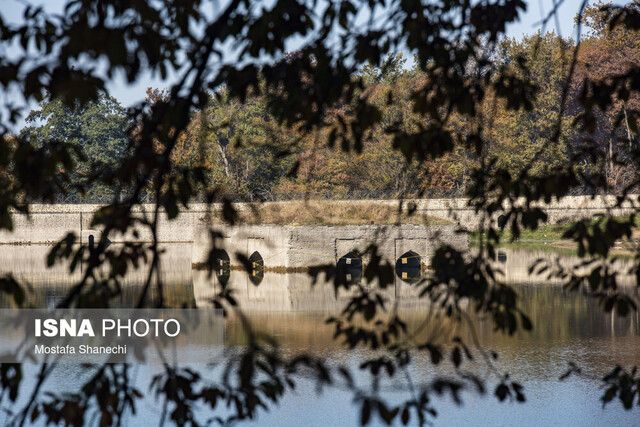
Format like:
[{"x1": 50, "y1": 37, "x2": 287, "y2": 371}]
[
  {"x1": 395, "y1": 251, "x2": 421, "y2": 284},
  {"x1": 337, "y1": 251, "x2": 362, "y2": 284},
  {"x1": 212, "y1": 249, "x2": 231, "y2": 286},
  {"x1": 248, "y1": 251, "x2": 264, "y2": 286}
]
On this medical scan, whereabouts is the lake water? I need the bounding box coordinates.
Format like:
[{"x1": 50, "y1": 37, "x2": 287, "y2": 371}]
[{"x1": 1, "y1": 252, "x2": 640, "y2": 426}]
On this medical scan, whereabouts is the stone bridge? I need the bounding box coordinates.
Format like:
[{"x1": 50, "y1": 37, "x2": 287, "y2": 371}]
[{"x1": 0, "y1": 195, "x2": 636, "y2": 287}]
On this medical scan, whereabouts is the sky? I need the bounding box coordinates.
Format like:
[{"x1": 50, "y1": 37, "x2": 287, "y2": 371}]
[{"x1": 0, "y1": 0, "x2": 629, "y2": 129}]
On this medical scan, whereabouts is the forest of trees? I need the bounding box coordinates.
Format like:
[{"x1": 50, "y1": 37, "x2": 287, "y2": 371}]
[{"x1": 19, "y1": 4, "x2": 640, "y2": 201}]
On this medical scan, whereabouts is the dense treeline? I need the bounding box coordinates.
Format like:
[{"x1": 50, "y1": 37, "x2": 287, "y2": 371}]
[{"x1": 20, "y1": 2, "x2": 640, "y2": 201}]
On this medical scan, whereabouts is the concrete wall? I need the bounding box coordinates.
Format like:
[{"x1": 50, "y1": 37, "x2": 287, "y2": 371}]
[
  {"x1": 1, "y1": 196, "x2": 636, "y2": 286},
  {"x1": 0, "y1": 204, "x2": 468, "y2": 285},
  {"x1": 2, "y1": 195, "x2": 636, "y2": 245},
  {"x1": 0, "y1": 204, "x2": 204, "y2": 286},
  {"x1": 410, "y1": 195, "x2": 640, "y2": 229},
  {"x1": 0, "y1": 204, "x2": 203, "y2": 244},
  {"x1": 191, "y1": 223, "x2": 468, "y2": 269},
  {"x1": 190, "y1": 195, "x2": 639, "y2": 231},
  {"x1": 494, "y1": 248, "x2": 638, "y2": 288}
]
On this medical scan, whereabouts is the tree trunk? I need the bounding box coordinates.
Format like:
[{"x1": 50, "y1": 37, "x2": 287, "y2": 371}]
[
  {"x1": 624, "y1": 106, "x2": 633, "y2": 149},
  {"x1": 217, "y1": 144, "x2": 231, "y2": 178},
  {"x1": 609, "y1": 136, "x2": 613, "y2": 180}
]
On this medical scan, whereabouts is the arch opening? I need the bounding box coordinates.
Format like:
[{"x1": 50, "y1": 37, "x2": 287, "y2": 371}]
[
  {"x1": 337, "y1": 251, "x2": 362, "y2": 284},
  {"x1": 248, "y1": 251, "x2": 264, "y2": 285},
  {"x1": 395, "y1": 251, "x2": 421, "y2": 284}
]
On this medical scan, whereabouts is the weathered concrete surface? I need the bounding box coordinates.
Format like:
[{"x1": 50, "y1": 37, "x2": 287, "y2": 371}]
[
  {"x1": 0, "y1": 204, "x2": 468, "y2": 285},
  {"x1": 494, "y1": 248, "x2": 639, "y2": 288},
  {"x1": 0, "y1": 204, "x2": 205, "y2": 286},
  {"x1": 0, "y1": 204, "x2": 204, "y2": 244},
  {"x1": 1, "y1": 194, "x2": 637, "y2": 245},
  {"x1": 191, "y1": 223, "x2": 468, "y2": 269},
  {"x1": 1, "y1": 196, "x2": 637, "y2": 286},
  {"x1": 411, "y1": 195, "x2": 640, "y2": 229}
]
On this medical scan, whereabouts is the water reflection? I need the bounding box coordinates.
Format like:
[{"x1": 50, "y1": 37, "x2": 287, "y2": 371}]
[
  {"x1": 211, "y1": 249, "x2": 231, "y2": 286},
  {"x1": 2, "y1": 247, "x2": 640, "y2": 425},
  {"x1": 8, "y1": 262, "x2": 637, "y2": 373},
  {"x1": 0, "y1": 243, "x2": 193, "y2": 287},
  {"x1": 247, "y1": 251, "x2": 264, "y2": 285},
  {"x1": 0, "y1": 282, "x2": 195, "y2": 309}
]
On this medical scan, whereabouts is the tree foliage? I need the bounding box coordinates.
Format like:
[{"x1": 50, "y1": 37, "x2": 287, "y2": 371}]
[
  {"x1": 21, "y1": 93, "x2": 129, "y2": 197},
  {"x1": 0, "y1": 0, "x2": 640, "y2": 425}
]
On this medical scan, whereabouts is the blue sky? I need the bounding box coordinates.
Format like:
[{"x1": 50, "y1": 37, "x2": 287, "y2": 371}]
[{"x1": 0, "y1": 0, "x2": 628, "y2": 129}]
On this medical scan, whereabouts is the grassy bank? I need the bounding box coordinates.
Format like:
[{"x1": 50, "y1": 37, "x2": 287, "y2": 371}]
[
  {"x1": 208, "y1": 200, "x2": 453, "y2": 226},
  {"x1": 470, "y1": 217, "x2": 640, "y2": 255}
]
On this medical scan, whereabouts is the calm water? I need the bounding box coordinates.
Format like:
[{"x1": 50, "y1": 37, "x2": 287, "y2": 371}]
[
  {"x1": 2, "y1": 258, "x2": 640, "y2": 426},
  {"x1": 216, "y1": 283, "x2": 640, "y2": 426}
]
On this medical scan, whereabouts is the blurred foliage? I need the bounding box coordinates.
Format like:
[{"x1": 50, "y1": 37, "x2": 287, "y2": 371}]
[{"x1": 1, "y1": 0, "x2": 640, "y2": 425}]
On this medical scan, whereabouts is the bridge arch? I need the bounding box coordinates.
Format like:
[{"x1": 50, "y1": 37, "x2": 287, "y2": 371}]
[
  {"x1": 395, "y1": 251, "x2": 421, "y2": 284},
  {"x1": 337, "y1": 251, "x2": 362, "y2": 284}
]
